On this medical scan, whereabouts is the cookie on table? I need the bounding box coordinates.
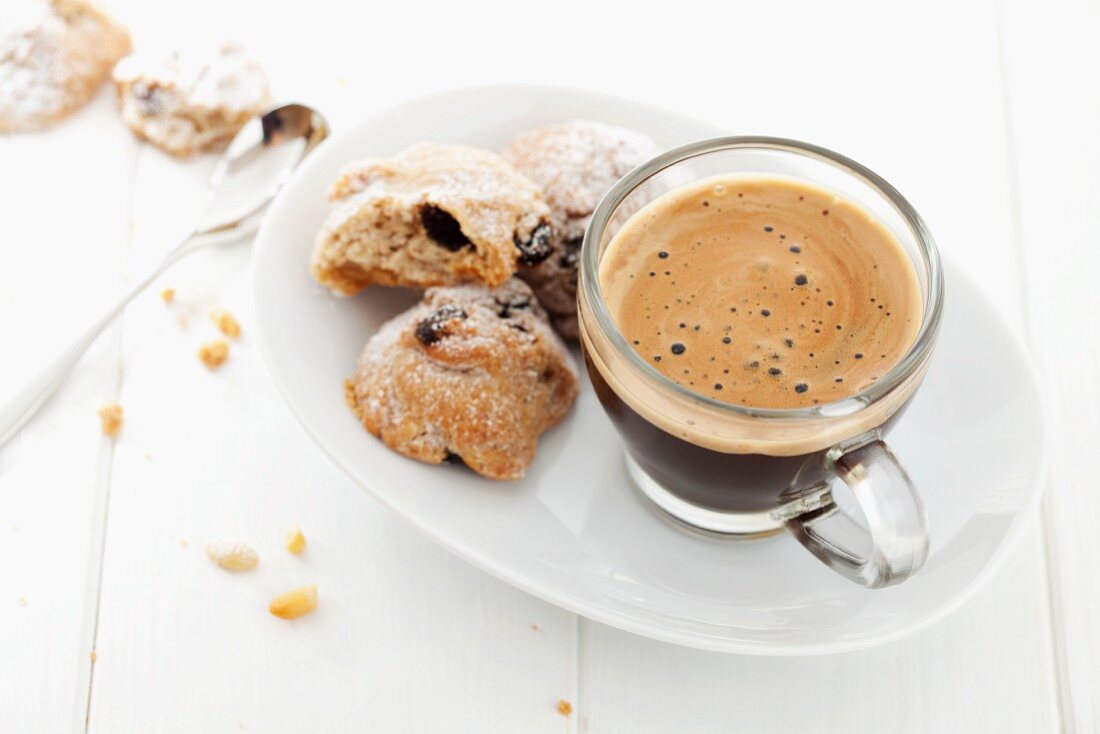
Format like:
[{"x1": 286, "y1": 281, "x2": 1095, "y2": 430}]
[
  {"x1": 311, "y1": 143, "x2": 554, "y2": 295},
  {"x1": 0, "y1": 0, "x2": 131, "y2": 133},
  {"x1": 502, "y1": 120, "x2": 661, "y2": 339},
  {"x1": 349, "y1": 279, "x2": 578, "y2": 480},
  {"x1": 112, "y1": 42, "x2": 271, "y2": 157}
]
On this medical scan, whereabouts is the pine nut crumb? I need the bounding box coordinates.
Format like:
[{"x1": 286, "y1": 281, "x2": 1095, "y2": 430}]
[
  {"x1": 205, "y1": 541, "x2": 259, "y2": 571},
  {"x1": 211, "y1": 309, "x2": 241, "y2": 339},
  {"x1": 98, "y1": 403, "x2": 123, "y2": 437},
  {"x1": 557, "y1": 700, "x2": 573, "y2": 717},
  {"x1": 198, "y1": 339, "x2": 229, "y2": 369},
  {"x1": 285, "y1": 527, "x2": 306, "y2": 555},
  {"x1": 269, "y1": 584, "x2": 318, "y2": 619}
]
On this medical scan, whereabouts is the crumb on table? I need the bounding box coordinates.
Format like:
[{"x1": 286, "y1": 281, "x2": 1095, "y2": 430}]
[
  {"x1": 557, "y1": 700, "x2": 573, "y2": 717},
  {"x1": 205, "y1": 541, "x2": 259, "y2": 571},
  {"x1": 198, "y1": 339, "x2": 229, "y2": 369},
  {"x1": 211, "y1": 309, "x2": 241, "y2": 339},
  {"x1": 285, "y1": 527, "x2": 306, "y2": 555},
  {"x1": 269, "y1": 584, "x2": 318, "y2": 620},
  {"x1": 98, "y1": 402, "x2": 123, "y2": 437},
  {"x1": 160, "y1": 287, "x2": 175, "y2": 303}
]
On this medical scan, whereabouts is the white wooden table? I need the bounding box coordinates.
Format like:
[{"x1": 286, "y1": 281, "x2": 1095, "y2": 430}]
[{"x1": 1, "y1": 1, "x2": 1095, "y2": 730}]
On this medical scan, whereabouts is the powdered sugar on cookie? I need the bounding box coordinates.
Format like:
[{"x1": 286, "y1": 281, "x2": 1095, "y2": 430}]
[
  {"x1": 350, "y1": 280, "x2": 578, "y2": 480},
  {"x1": 0, "y1": 0, "x2": 131, "y2": 132},
  {"x1": 113, "y1": 41, "x2": 271, "y2": 156},
  {"x1": 503, "y1": 119, "x2": 661, "y2": 240},
  {"x1": 311, "y1": 143, "x2": 553, "y2": 294}
]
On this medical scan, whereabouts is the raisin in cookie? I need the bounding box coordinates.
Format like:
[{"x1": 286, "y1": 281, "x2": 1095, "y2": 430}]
[
  {"x1": 502, "y1": 120, "x2": 661, "y2": 339},
  {"x1": 0, "y1": 0, "x2": 131, "y2": 133},
  {"x1": 349, "y1": 279, "x2": 577, "y2": 480},
  {"x1": 112, "y1": 42, "x2": 271, "y2": 157},
  {"x1": 311, "y1": 143, "x2": 553, "y2": 295}
]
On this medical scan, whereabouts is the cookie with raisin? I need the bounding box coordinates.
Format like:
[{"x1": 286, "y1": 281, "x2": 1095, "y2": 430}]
[
  {"x1": 502, "y1": 120, "x2": 660, "y2": 338},
  {"x1": 349, "y1": 279, "x2": 577, "y2": 480},
  {"x1": 113, "y1": 41, "x2": 271, "y2": 157},
  {"x1": 311, "y1": 143, "x2": 553, "y2": 295}
]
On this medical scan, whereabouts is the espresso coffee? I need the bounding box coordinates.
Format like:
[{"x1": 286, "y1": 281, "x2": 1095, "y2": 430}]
[
  {"x1": 599, "y1": 175, "x2": 922, "y2": 409},
  {"x1": 581, "y1": 173, "x2": 930, "y2": 514}
]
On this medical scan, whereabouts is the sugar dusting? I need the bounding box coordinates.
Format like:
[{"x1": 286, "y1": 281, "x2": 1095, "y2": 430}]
[
  {"x1": 112, "y1": 41, "x2": 271, "y2": 155},
  {"x1": 325, "y1": 142, "x2": 549, "y2": 248},
  {"x1": 113, "y1": 41, "x2": 270, "y2": 114},
  {"x1": 0, "y1": 0, "x2": 130, "y2": 131},
  {"x1": 0, "y1": 4, "x2": 68, "y2": 125},
  {"x1": 503, "y1": 119, "x2": 661, "y2": 240},
  {"x1": 352, "y1": 280, "x2": 578, "y2": 479}
]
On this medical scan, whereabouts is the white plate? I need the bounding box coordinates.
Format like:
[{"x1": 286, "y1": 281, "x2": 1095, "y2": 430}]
[{"x1": 252, "y1": 86, "x2": 1046, "y2": 655}]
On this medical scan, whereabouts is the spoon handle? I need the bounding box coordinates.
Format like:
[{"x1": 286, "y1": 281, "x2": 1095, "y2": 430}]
[{"x1": 0, "y1": 233, "x2": 210, "y2": 448}]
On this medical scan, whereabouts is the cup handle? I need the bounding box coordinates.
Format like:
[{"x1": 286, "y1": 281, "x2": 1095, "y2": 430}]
[{"x1": 784, "y1": 438, "x2": 929, "y2": 588}]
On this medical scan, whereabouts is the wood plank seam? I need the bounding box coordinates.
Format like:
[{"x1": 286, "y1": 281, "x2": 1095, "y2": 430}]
[
  {"x1": 75, "y1": 147, "x2": 142, "y2": 732},
  {"x1": 73, "y1": 330, "x2": 121, "y2": 733},
  {"x1": 993, "y1": 3, "x2": 1076, "y2": 731},
  {"x1": 575, "y1": 617, "x2": 584, "y2": 734}
]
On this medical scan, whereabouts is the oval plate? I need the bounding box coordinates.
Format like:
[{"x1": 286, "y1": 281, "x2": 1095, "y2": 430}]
[{"x1": 252, "y1": 85, "x2": 1046, "y2": 655}]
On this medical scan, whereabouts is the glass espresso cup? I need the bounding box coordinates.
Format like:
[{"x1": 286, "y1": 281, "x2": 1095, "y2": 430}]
[{"x1": 578, "y1": 137, "x2": 944, "y2": 588}]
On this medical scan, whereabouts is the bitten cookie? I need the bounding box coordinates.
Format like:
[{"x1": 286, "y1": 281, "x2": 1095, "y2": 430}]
[
  {"x1": 502, "y1": 120, "x2": 661, "y2": 339},
  {"x1": 112, "y1": 42, "x2": 271, "y2": 157},
  {"x1": 350, "y1": 279, "x2": 578, "y2": 480},
  {"x1": 311, "y1": 143, "x2": 554, "y2": 295},
  {"x1": 0, "y1": 0, "x2": 131, "y2": 133}
]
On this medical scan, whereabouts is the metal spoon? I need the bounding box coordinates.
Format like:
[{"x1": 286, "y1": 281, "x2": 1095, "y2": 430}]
[{"x1": 0, "y1": 103, "x2": 329, "y2": 448}]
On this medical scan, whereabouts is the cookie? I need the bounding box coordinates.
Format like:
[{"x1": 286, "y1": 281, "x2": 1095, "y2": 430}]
[
  {"x1": 310, "y1": 143, "x2": 554, "y2": 295},
  {"x1": 112, "y1": 42, "x2": 271, "y2": 157},
  {"x1": 0, "y1": 0, "x2": 131, "y2": 133},
  {"x1": 350, "y1": 279, "x2": 578, "y2": 480},
  {"x1": 502, "y1": 120, "x2": 661, "y2": 338}
]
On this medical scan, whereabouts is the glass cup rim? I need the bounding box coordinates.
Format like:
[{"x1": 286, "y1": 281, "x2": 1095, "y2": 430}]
[{"x1": 580, "y1": 135, "x2": 945, "y2": 421}]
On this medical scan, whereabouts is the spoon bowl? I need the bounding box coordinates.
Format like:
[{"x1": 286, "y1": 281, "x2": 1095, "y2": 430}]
[{"x1": 200, "y1": 104, "x2": 330, "y2": 236}]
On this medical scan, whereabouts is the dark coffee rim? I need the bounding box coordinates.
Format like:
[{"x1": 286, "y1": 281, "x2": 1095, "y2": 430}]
[{"x1": 580, "y1": 135, "x2": 945, "y2": 421}]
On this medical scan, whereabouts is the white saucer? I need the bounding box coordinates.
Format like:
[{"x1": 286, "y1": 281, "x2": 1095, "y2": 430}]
[{"x1": 252, "y1": 86, "x2": 1047, "y2": 655}]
